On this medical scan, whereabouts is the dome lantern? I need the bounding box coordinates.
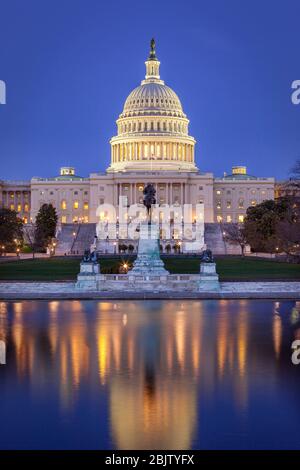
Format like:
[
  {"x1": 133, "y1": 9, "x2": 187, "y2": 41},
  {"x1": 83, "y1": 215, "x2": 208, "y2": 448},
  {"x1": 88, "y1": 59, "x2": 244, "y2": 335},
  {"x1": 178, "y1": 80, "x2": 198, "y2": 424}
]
[{"x1": 144, "y1": 38, "x2": 161, "y2": 83}]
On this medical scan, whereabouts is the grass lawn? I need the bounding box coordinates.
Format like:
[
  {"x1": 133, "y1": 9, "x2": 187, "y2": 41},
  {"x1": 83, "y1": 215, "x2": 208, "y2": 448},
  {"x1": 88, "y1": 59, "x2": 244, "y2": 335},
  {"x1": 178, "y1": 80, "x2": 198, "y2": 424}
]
[{"x1": 0, "y1": 256, "x2": 299, "y2": 281}]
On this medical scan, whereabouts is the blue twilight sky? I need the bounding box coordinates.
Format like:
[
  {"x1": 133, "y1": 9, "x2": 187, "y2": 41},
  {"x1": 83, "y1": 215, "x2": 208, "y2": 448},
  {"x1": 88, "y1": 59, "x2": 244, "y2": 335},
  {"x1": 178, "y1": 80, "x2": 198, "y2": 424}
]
[{"x1": 0, "y1": 0, "x2": 299, "y2": 180}]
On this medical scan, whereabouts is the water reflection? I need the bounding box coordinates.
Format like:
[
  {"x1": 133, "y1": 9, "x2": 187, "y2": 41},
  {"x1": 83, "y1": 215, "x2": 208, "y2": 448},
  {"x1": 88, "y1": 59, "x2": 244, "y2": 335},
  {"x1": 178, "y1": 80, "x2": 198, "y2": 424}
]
[{"x1": 0, "y1": 300, "x2": 300, "y2": 449}]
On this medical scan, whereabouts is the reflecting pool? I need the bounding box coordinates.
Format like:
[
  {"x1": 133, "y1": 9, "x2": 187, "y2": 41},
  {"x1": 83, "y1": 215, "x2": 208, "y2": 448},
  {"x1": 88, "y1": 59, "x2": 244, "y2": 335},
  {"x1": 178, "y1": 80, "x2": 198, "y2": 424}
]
[{"x1": 0, "y1": 300, "x2": 300, "y2": 449}]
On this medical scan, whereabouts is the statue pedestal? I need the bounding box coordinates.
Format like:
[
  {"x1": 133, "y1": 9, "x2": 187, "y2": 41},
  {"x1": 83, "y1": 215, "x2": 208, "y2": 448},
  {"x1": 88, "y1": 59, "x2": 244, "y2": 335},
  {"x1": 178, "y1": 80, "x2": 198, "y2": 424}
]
[
  {"x1": 130, "y1": 223, "x2": 169, "y2": 276},
  {"x1": 199, "y1": 262, "x2": 220, "y2": 291},
  {"x1": 76, "y1": 262, "x2": 100, "y2": 290}
]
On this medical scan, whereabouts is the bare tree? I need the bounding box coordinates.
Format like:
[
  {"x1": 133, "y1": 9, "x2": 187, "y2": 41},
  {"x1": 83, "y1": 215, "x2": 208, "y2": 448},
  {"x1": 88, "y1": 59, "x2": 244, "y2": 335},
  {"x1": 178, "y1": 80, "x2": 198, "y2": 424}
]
[
  {"x1": 277, "y1": 221, "x2": 300, "y2": 257},
  {"x1": 291, "y1": 158, "x2": 300, "y2": 179},
  {"x1": 22, "y1": 224, "x2": 36, "y2": 259},
  {"x1": 276, "y1": 202, "x2": 300, "y2": 262},
  {"x1": 222, "y1": 223, "x2": 248, "y2": 256}
]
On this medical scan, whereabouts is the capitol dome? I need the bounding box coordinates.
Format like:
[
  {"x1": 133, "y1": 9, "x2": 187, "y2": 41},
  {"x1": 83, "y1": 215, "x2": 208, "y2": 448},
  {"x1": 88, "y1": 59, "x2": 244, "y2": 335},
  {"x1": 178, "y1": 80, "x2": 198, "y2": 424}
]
[
  {"x1": 108, "y1": 39, "x2": 197, "y2": 173},
  {"x1": 121, "y1": 82, "x2": 185, "y2": 119}
]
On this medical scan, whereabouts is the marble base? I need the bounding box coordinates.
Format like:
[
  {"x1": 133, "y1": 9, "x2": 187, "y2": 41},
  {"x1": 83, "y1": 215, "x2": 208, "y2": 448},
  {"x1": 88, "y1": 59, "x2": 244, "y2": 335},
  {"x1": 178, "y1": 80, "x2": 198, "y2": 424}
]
[
  {"x1": 75, "y1": 262, "x2": 100, "y2": 290},
  {"x1": 131, "y1": 223, "x2": 169, "y2": 276},
  {"x1": 199, "y1": 262, "x2": 220, "y2": 291}
]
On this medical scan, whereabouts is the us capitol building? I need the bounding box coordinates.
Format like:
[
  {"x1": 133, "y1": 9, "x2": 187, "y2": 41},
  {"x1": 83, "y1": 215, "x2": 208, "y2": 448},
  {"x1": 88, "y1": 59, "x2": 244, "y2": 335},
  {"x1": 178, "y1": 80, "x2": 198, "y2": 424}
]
[{"x1": 0, "y1": 40, "x2": 275, "y2": 253}]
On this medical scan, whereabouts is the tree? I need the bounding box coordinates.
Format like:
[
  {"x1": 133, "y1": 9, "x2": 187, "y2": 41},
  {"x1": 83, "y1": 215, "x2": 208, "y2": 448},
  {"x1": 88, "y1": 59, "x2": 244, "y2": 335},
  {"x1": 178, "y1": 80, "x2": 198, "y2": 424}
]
[
  {"x1": 165, "y1": 243, "x2": 171, "y2": 253},
  {"x1": 276, "y1": 198, "x2": 300, "y2": 261},
  {"x1": 118, "y1": 243, "x2": 128, "y2": 253},
  {"x1": 22, "y1": 224, "x2": 36, "y2": 259},
  {"x1": 0, "y1": 208, "x2": 23, "y2": 252},
  {"x1": 244, "y1": 199, "x2": 289, "y2": 253},
  {"x1": 34, "y1": 204, "x2": 58, "y2": 251},
  {"x1": 278, "y1": 159, "x2": 300, "y2": 198},
  {"x1": 222, "y1": 223, "x2": 248, "y2": 256},
  {"x1": 128, "y1": 244, "x2": 135, "y2": 253},
  {"x1": 291, "y1": 158, "x2": 300, "y2": 179}
]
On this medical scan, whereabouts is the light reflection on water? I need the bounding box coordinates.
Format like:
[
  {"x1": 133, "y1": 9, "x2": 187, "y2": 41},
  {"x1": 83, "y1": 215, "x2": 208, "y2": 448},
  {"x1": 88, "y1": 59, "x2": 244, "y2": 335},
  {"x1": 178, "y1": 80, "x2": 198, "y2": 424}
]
[{"x1": 0, "y1": 300, "x2": 300, "y2": 449}]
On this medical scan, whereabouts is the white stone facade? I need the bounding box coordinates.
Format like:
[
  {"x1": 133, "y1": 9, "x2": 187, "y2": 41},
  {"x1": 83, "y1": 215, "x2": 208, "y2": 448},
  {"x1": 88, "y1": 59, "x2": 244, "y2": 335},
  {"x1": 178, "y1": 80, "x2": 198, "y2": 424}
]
[{"x1": 0, "y1": 41, "x2": 275, "y2": 230}]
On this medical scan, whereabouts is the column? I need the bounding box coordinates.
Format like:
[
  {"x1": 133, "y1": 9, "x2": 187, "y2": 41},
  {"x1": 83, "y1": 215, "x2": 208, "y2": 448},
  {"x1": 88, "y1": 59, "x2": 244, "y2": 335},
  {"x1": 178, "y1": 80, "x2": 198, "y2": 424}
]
[
  {"x1": 130, "y1": 183, "x2": 133, "y2": 205},
  {"x1": 185, "y1": 182, "x2": 188, "y2": 203}
]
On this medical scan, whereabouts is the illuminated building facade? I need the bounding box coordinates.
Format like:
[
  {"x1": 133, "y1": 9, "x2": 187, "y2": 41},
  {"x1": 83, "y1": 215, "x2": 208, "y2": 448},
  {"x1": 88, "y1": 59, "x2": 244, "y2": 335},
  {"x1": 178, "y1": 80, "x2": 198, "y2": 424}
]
[{"x1": 0, "y1": 41, "x2": 275, "y2": 250}]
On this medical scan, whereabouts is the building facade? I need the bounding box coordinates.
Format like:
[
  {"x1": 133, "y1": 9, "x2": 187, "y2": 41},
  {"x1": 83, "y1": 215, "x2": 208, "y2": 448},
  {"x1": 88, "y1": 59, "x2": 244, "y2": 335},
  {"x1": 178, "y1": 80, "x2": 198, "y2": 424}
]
[{"x1": 0, "y1": 41, "x2": 275, "y2": 236}]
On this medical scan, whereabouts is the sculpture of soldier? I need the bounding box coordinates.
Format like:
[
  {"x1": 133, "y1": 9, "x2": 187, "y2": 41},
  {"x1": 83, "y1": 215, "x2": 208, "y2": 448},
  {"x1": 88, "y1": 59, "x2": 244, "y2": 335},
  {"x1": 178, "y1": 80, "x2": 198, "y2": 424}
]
[{"x1": 143, "y1": 183, "x2": 156, "y2": 224}]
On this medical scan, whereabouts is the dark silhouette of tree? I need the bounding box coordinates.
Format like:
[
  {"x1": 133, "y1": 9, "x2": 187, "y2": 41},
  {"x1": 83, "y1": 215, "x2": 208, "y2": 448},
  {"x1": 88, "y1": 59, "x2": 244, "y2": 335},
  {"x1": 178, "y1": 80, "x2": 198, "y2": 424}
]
[
  {"x1": 244, "y1": 199, "x2": 289, "y2": 253},
  {"x1": 34, "y1": 204, "x2": 58, "y2": 251},
  {"x1": 0, "y1": 208, "x2": 23, "y2": 252}
]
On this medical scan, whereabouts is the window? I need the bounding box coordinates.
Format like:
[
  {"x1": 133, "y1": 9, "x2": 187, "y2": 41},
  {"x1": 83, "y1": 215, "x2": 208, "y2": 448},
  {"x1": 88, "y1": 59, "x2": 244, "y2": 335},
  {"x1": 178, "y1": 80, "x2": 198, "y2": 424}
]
[
  {"x1": 216, "y1": 190, "x2": 221, "y2": 195},
  {"x1": 226, "y1": 201, "x2": 231, "y2": 209},
  {"x1": 50, "y1": 191, "x2": 54, "y2": 195},
  {"x1": 10, "y1": 204, "x2": 15, "y2": 210},
  {"x1": 216, "y1": 200, "x2": 221, "y2": 209},
  {"x1": 61, "y1": 200, "x2": 67, "y2": 210},
  {"x1": 238, "y1": 199, "x2": 244, "y2": 209},
  {"x1": 73, "y1": 201, "x2": 79, "y2": 209},
  {"x1": 226, "y1": 190, "x2": 231, "y2": 195},
  {"x1": 226, "y1": 215, "x2": 232, "y2": 222},
  {"x1": 238, "y1": 215, "x2": 244, "y2": 222},
  {"x1": 217, "y1": 215, "x2": 223, "y2": 222},
  {"x1": 17, "y1": 204, "x2": 22, "y2": 212},
  {"x1": 199, "y1": 186, "x2": 203, "y2": 191},
  {"x1": 138, "y1": 185, "x2": 144, "y2": 192},
  {"x1": 23, "y1": 217, "x2": 28, "y2": 224},
  {"x1": 24, "y1": 204, "x2": 29, "y2": 212},
  {"x1": 83, "y1": 202, "x2": 89, "y2": 210},
  {"x1": 61, "y1": 215, "x2": 67, "y2": 223},
  {"x1": 10, "y1": 193, "x2": 14, "y2": 199},
  {"x1": 251, "y1": 200, "x2": 257, "y2": 206}
]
